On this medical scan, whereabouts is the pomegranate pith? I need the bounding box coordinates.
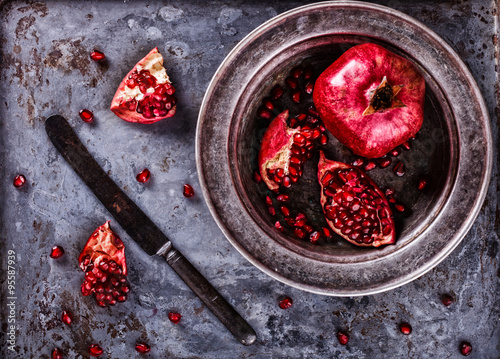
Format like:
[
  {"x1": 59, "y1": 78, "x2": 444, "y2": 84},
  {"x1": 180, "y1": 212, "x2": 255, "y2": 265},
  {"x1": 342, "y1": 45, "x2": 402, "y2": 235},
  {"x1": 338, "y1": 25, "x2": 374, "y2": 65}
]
[
  {"x1": 50, "y1": 245, "x2": 64, "y2": 259},
  {"x1": 317, "y1": 151, "x2": 395, "y2": 247},
  {"x1": 13, "y1": 174, "x2": 26, "y2": 188},
  {"x1": 278, "y1": 297, "x2": 293, "y2": 309},
  {"x1": 168, "y1": 312, "x2": 181, "y2": 324},
  {"x1": 78, "y1": 221, "x2": 129, "y2": 307},
  {"x1": 110, "y1": 48, "x2": 176, "y2": 124}
]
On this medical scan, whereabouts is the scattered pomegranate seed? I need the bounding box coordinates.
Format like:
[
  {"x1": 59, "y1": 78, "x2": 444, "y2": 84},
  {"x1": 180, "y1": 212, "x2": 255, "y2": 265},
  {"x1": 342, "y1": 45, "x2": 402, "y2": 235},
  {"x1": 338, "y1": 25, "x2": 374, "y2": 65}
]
[
  {"x1": 319, "y1": 134, "x2": 328, "y2": 146},
  {"x1": 460, "y1": 341, "x2": 472, "y2": 356},
  {"x1": 268, "y1": 206, "x2": 276, "y2": 216},
  {"x1": 351, "y1": 158, "x2": 364, "y2": 167},
  {"x1": 294, "y1": 227, "x2": 306, "y2": 239},
  {"x1": 51, "y1": 347, "x2": 63, "y2": 359},
  {"x1": 265, "y1": 196, "x2": 273, "y2": 206},
  {"x1": 441, "y1": 294, "x2": 454, "y2": 306},
  {"x1": 276, "y1": 194, "x2": 289, "y2": 202},
  {"x1": 389, "y1": 147, "x2": 401, "y2": 157},
  {"x1": 285, "y1": 77, "x2": 298, "y2": 89},
  {"x1": 168, "y1": 312, "x2": 181, "y2": 324},
  {"x1": 309, "y1": 231, "x2": 320, "y2": 243},
  {"x1": 377, "y1": 156, "x2": 392, "y2": 168},
  {"x1": 257, "y1": 106, "x2": 273, "y2": 120},
  {"x1": 291, "y1": 90, "x2": 301, "y2": 104},
  {"x1": 13, "y1": 174, "x2": 26, "y2": 188},
  {"x1": 394, "y1": 203, "x2": 406, "y2": 213},
  {"x1": 274, "y1": 221, "x2": 284, "y2": 232},
  {"x1": 363, "y1": 160, "x2": 376, "y2": 171},
  {"x1": 280, "y1": 206, "x2": 291, "y2": 217},
  {"x1": 385, "y1": 187, "x2": 396, "y2": 197},
  {"x1": 337, "y1": 331, "x2": 349, "y2": 345},
  {"x1": 322, "y1": 227, "x2": 333, "y2": 239},
  {"x1": 278, "y1": 297, "x2": 293, "y2": 309},
  {"x1": 418, "y1": 178, "x2": 428, "y2": 191},
  {"x1": 79, "y1": 109, "x2": 94, "y2": 122},
  {"x1": 393, "y1": 161, "x2": 406, "y2": 176},
  {"x1": 136, "y1": 168, "x2": 151, "y2": 183},
  {"x1": 284, "y1": 217, "x2": 295, "y2": 226},
  {"x1": 262, "y1": 97, "x2": 274, "y2": 111},
  {"x1": 401, "y1": 141, "x2": 411, "y2": 150},
  {"x1": 88, "y1": 344, "x2": 103, "y2": 357},
  {"x1": 253, "y1": 171, "x2": 262, "y2": 183},
  {"x1": 303, "y1": 66, "x2": 313, "y2": 80},
  {"x1": 291, "y1": 67, "x2": 303, "y2": 78},
  {"x1": 135, "y1": 342, "x2": 151, "y2": 354},
  {"x1": 400, "y1": 322, "x2": 412, "y2": 335},
  {"x1": 183, "y1": 184, "x2": 194, "y2": 197},
  {"x1": 61, "y1": 310, "x2": 72, "y2": 325},
  {"x1": 50, "y1": 245, "x2": 64, "y2": 259},
  {"x1": 271, "y1": 85, "x2": 284, "y2": 100},
  {"x1": 90, "y1": 50, "x2": 105, "y2": 61},
  {"x1": 305, "y1": 81, "x2": 314, "y2": 95}
]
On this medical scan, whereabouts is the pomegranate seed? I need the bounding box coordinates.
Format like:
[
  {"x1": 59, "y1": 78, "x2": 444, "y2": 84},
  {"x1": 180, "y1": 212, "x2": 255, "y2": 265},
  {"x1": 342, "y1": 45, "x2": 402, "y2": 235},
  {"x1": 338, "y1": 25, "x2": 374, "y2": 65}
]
[
  {"x1": 52, "y1": 348, "x2": 63, "y2": 359},
  {"x1": 271, "y1": 85, "x2": 284, "y2": 99},
  {"x1": 262, "y1": 97, "x2": 274, "y2": 111},
  {"x1": 389, "y1": 147, "x2": 401, "y2": 157},
  {"x1": 88, "y1": 344, "x2": 103, "y2": 357},
  {"x1": 292, "y1": 90, "x2": 301, "y2": 104},
  {"x1": 284, "y1": 217, "x2": 295, "y2": 226},
  {"x1": 277, "y1": 194, "x2": 289, "y2": 202},
  {"x1": 363, "y1": 161, "x2": 376, "y2": 171},
  {"x1": 337, "y1": 331, "x2": 349, "y2": 345},
  {"x1": 385, "y1": 187, "x2": 396, "y2": 197},
  {"x1": 278, "y1": 297, "x2": 293, "y2": 309},
  {"x1": 304, "y1": 81, "x2": 314, "y2": 95},
  {"x1": 253, "y1": 171, "x2": 262, "y2": 183},
  {"x1": 135, "y1": 342, "x2": 151, "y2": 354},
  {"x1": 257, "y1": 106, "x2": 273, "y2": 120},
  {"x1": 460, "y1": 341, "x2": 472, "y2": 356},
  {"x1": 274, "y1": 221, "x2": 284, "y2": 232},
  {"x1": 418, "y1": 178, "x2": 428, "y2": 191},
  {"x1": 322, "y1": 227, "x2": 333, "y2": 239},
  {"x1": 294, "y1": 227, "x2": 306, "y2": 239},
  {"x1": 303, "y1": 66, "x2": 313, "y2": 80},
  {"x1": 393, "y1": 161, "x2": 406, "y2": 176},
  {"x1": 168, "y1": 312, "x2": 181, "y2": 324},
  {"x1": 441, "y1": 294, "x2": 454, "y2": 306},
  {"x1": 268, "y1": 206, "x2": 276, "y2": 216},
  {"x1": 136, "y1": 168, "x2": 151, "y2": 183},
  {"x1": 13, "y1": 174, "x2": 26, "y2": 188},
  {"x1": 378, "y1": 157, "x2": 392, "y2": 168},
  {"x1": 351, "y1": 158, "x2": 364, "y2": 167},
  {"x1": 50, "y1": 245, "x2": 64, "y2": 259},
  {"x1": 280, "y1": 206, "x2": 291, "y2": 217},
  {"x1": 79, "y1": 109, "x2": 94, "y2": 122},
  {"x1": 265, "y1": 196, "x2": 273, "y2": 206},
  {"x1": 183, "y1": 184, "x2": 194, "y2": 197},
  {"x1": 285, "y1": 77, "x2": 298, "y2": 89},
  {"x1": 61, "y1": 310, "x2": 73, "y2": 325},
  {"x1": 90, "y1": 50, "x2": 105, "y2": 61},
  {"x1": 394, "y1": 203, "x2": 406, "y2": 213},
  {"x1": 319, "y1": 134, "x2": 328, "y2": 145},
  {"x1": 309, "y1": 231, "x2": 320, "y2": 243},
  {"x1": 291, "y1": 67, "x2": 302, "y2": 78},
  {"x1": 401, "y1": 141, "x2": 411, "y2": 150},
  {"x1": 399, "y1": 322, "x2": 412, "y2": 335}
]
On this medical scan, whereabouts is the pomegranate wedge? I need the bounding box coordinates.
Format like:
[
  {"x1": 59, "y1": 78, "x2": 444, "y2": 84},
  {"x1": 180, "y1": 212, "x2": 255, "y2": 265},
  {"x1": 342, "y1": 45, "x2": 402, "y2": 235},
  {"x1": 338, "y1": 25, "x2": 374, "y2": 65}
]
[{"x1": 318, "y1": 151, "x2": 395, "y2": 247}]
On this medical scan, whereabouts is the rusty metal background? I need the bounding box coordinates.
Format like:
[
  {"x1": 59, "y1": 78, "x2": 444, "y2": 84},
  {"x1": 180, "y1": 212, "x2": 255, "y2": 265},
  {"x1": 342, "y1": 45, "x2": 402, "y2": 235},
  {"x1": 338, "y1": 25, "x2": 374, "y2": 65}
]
[{"x1": 0, "y1": 0, "x2": 498, "y2": 358}]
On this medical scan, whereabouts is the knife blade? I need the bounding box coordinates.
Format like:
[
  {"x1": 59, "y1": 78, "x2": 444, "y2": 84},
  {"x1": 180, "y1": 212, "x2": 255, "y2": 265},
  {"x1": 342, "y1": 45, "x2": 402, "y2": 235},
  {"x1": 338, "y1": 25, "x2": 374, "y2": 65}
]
[{"x1": 45, "y1": 114, "x2": 256, "y2": 346}]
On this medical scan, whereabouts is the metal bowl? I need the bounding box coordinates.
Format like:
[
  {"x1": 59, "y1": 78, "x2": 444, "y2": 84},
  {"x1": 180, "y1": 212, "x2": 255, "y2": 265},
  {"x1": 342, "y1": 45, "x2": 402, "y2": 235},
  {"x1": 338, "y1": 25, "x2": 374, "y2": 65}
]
[{"x1": 196, "y1": 1, "x2": 492, "y2": 296}]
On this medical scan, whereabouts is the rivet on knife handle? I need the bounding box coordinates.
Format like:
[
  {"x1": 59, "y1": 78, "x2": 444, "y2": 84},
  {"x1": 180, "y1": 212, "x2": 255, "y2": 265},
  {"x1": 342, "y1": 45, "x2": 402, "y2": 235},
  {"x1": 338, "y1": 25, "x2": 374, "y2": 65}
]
[{"x1": 45, "y1": 114, "x2": 257, "y2": 346}]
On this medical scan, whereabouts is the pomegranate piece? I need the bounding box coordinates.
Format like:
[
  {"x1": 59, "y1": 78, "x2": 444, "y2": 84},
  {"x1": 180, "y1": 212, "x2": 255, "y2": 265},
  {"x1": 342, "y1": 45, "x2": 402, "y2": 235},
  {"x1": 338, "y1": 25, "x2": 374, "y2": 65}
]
[
  {"x1": 78, "y1": 221, "x2": 129, "y2": 307},
  {"x1": 136, "y1": 168, "x2": 151, "y2": 183},
  {"x1": 441, "y1": 294, "x2": 454, "y2": 306},
  {"x1": 110, "y1": 48, "x2": 176, "y2": 124},
  {"x1": 13, "y1": 174, "x2": 26, "y2": 188},
  {"x1": 168, "y1": 312, "x2": 181, "y2": 324},
  {"x1": 88, "y1": 344, "x2": 103, "y2": 357},
  {"x1": 399, "y1": 322, "x2": 412, "y2": 335},
  {"x1": 90, "y1": 50, "x2": 105, "y2": 61},
  {"x1": 51, "y1": 348, "x2": 63, "y2": 359},
  {"x1": 135, "y1": 342, "x2": 151, "y2": 354},
  {"x1": 317, "y1": 151, "x2": 395, "y2": 247},
  {"x1": 258, "y1": 110, "x2": 322, "y2": 192},
  {"x1": 337, "y1": 331, "x2": 349, "y2": 345},
  {"x1": 278, "y1": 297, "x2": 293, "y2": 309},
  {"x1": 79, "y1": 109, "x2": 94, "y2": 123},
  {"x1": 183, "y1": 184, "x2": 194, "y2": 197},
  {"x1": 460, "y1": 341, "x2": 472, "y2": 356},
  {"x1": 313, "y1": 43, "x2": 425, "y2": 158},
  {"x1": 50, "y1": 245, "x2": 64, "y2": 259},
  {"x1": 61, "y1": 310, "x2": 72, "y2": 325}
]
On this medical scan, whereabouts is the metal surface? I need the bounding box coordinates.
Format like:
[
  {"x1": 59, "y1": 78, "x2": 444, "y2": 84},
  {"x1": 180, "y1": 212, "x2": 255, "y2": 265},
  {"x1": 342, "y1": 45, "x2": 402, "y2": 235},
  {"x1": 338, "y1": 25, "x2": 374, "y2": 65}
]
[
  {"x1": 0, "y1": 0, "x2": 498, "y2": 358},
  {"x1": 45, "y1": 114, "x2": 256, "y2": 345},
  {"x1": 197, "y1": 1, "x2": 492, "y2": 296}
]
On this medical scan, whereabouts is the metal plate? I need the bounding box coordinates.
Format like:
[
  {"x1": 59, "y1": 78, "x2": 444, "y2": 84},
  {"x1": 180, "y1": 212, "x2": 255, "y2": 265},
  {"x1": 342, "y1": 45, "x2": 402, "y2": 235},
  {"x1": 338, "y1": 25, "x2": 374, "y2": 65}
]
[{"x1": 196, "y1": 1, "x2": 493, "y2": 296}]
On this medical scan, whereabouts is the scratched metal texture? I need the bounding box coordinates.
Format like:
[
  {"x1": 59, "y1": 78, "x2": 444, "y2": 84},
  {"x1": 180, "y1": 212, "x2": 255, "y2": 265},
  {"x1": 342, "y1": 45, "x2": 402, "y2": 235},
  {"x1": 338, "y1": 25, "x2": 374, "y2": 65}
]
[{"x1": 0, "y1": 0, "x2": 497, "y2": 358}]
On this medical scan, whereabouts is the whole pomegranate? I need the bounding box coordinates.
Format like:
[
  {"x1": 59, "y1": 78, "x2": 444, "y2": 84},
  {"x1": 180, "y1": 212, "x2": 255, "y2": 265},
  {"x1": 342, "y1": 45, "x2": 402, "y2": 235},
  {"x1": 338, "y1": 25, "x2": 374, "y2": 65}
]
[
  {"x1": 110, "y1": 47, "x2": 176, "y2": 124},
  {"x1": 317, "y1": 151, "x2": 395, "y2": 247},
  {"x1": 258, "y1": 110, "x2": 322, "y2": 192},
  {"x1": 313, "y1": 43, "x2": 425, "y2": 158},
  {"x1": 79, "y1": 221, "x2": 130, "y2": 307}
]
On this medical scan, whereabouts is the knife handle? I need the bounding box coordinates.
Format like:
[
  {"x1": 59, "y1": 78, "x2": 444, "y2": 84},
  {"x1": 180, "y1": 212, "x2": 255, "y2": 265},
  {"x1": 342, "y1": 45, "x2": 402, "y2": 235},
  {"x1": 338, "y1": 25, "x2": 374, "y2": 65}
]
[{"x1": 161, "y1": 248, "x2": 257, "y2": 346}]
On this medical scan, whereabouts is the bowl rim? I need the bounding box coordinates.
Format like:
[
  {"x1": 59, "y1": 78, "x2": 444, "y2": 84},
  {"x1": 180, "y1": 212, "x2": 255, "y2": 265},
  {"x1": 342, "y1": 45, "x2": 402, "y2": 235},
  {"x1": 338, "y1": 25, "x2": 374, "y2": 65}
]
[{"x1": 196, "y1": 1, "x2": 493, "y2": 296}]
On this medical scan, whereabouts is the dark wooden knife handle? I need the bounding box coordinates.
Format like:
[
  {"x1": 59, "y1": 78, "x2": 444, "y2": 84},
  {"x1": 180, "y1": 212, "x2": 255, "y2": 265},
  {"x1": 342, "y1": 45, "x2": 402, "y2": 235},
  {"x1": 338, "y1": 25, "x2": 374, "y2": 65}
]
[{"x1": 161, "y1": 248, "x2": 257, "y2": 346}]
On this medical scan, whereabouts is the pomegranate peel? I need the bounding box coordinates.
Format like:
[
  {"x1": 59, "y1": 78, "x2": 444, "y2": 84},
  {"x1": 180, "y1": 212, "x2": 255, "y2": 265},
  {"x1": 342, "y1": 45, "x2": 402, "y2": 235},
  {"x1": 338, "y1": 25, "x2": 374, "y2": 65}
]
[
  {"x1": 313, "y1": 43, "x2": 425, "y2": 158},
  {"x1": 317, "y1": 151, "x2": 395, "y2": 247},
  {"x1": 110, "y1": 47, "x2": 176, "y2": 124}
]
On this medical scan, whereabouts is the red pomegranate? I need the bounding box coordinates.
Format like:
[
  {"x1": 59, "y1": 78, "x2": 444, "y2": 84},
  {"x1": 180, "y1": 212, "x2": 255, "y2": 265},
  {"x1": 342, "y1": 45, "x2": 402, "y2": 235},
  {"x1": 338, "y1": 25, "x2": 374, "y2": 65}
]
[
  {"x1": 79, "y1": 221, "x2": 130, "y2": 307},
  {"x1": 110, "y1": 48, "x2": 176, "y2": 124},
  {"x1": 313, "y1": 43, "x2": 425, "y2": 158},
  {"x1": 317, "y1": 151, "x2": 395, "y2": 247}
]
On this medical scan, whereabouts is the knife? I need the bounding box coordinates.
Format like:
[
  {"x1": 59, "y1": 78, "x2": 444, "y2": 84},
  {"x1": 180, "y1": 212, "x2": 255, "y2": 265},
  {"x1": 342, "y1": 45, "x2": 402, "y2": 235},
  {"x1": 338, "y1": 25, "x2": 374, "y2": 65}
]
[{"x1": 45, "y1": 115, "x2": 256, "y2": 346}]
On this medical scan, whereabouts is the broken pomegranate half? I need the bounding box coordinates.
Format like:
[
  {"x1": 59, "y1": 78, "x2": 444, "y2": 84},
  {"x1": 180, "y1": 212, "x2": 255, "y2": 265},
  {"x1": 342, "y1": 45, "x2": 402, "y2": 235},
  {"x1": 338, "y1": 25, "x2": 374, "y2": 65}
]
[
  {"x1": 317, "y1": 151, "x2": 395, "y2": 247},
  {"x1": 78, "y1": 221, "x2": 130, "y2": 307},
  {"x1": 110, "y1": 47, "x2": 176, "y2": 124},
  {"x1": 313, "y1": 43, "x2": 425, "y2": 158},
  {"x1": 258, "y1": 110, "x2": 321, "y2": 192}
]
